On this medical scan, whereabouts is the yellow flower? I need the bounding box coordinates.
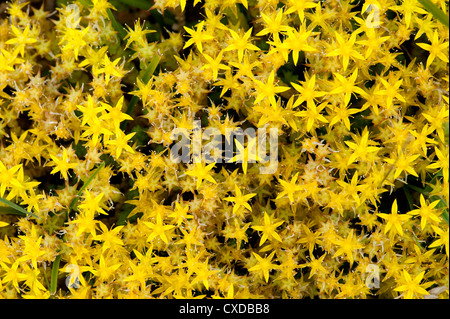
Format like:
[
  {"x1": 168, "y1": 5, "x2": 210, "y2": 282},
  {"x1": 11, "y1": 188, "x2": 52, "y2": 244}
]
[
  {"x1": 253, "y1": 70, "x2": 290, "y2": 107},
  {"x1": 229, "y1": 137, "x2": 263, "y2": 175},
  {"x1": 429, "y1": 225, "x2": 449, "y2": 257},
  {"x1": 93, "y1": 54, "x2": 127, "y2": 84},
  {"x1": 78, "y1": 191, "x2": 107, "y2": 215},
  {"x1": 77, "y1": 95, "x2": 106, "y2": 126},
  {"x1": 275, "y1": 25, "x2": 317, "y2": 66},
  {"x1": 90, "y1": 0, "x2": 116, "y2": 18},
  {"x1": 224, "y1": 184, "x2": 256, "y2": 216},
  {"x1": 7, "y1": 167, "x2": 40, "y2": 201},
  {"x1": 377, "y1": 199, "x2": 411, "y2": 237},
  {"x1": 408, "y1": 194, "x2": 441, "y2": 230},
  {"x1": 332, "y1": 230, "x2": 364, "y2": 266},
  {"x1": 183, "y1": 21, "x2": 214, "y2": 54},
  {"x1": 224, "y1": 27, "x2": 260, "y2": 63},
  {"x1": 124, "y1": 18, "x2": 155, "y2": 49},
  {"x1": 426, "y1": 146, "x2": 449, "y2": 183},
  {"x1": 222, "y1": 218, "x2": 250, "y2": 249},
  {"x1": 5, "y1": 25, "x2": 37, "y2": 57},
  {"x1": 94, "y1": 222, "x2": 125, "y2": 253},
  {"x1": 256, "y1": 9, "x2": 288, "y2": 42},
  {"x1": 252, "y1": 212, "x2": 284, "y2": 246},
  {"x1": 374, "y1": 77, "x2": 406, "y2": 107},
  {"x1": 327, "y1": 31, "x2": 364, "y2": 71},
  {"x1": 276, "y1": 172, "x2": 300, "y2": 203},
  {"x1": 169, "y1": 201, "x2": 193, "y2": 226},
  {"x1": 248, "y1": 251, "x2": 278, "y2": 283},
  {"x1": 17, "y1": 225, "x2": 45, "y2": 269},
  {"x1": 330, "y1": 69, "x2": 367, "y2": 106},
  {"x1": 48, "y1": 147, "x2": 78, "y2": 181},
  {"x1": 394, "y1": 270, "x2": 432, "y2": 299},
  {"x1": 95, "y1": 254, "x2": 121, "y2": 282},
  {"x1": 69, "y1": 209, "x2": 98, "y2": 237},
  {"x1": 385, "y1": 152, "x2": 420, "y2": 179},
  {"x1": 144, "y1": 212, "x2": 175, "y2": 244},
  {"x1": 328, "y1": 103, "x2": 360, "y2": 131},
  {"x1": 191, "y1": 258, "x2": 219, "y2": 290},
  {"x1": 299, "y1": 253, "x2": 328, "y2": 279},
  {"x1": 105, "y1": 128, "x2": 136, "y2": 159},
  {"x1": 284, "y1": 0, "x2": 318, "y2": 21},
  {"x1": 345, "y1": 127, "x2": 380, "y2": 165},
  {"x1": 295, "y1": 102, "x2": 329, "y2": 132},
  {"x1": 201, "y1": 51, "x2": 230, "y2": 82},
  {"x1": 391, "y1": 0, "x2": 428, "y2": 29},
  {"x1": 100, "y1": 96, "x2": 133, "y2": 131},
  {"x1": 0, "y1": 162, "x2": 21, "y2": 197},
  {"x1": 1, "y1": 261, "x2": 27, "y2": 293},
  {"x1": 291, "y1": 74, "x2": 326, "y2": 109},
  {"x1": 79, "y1": 46, "x2": 108, "y2": 68},
  {"x1": 185, "y1": 162, "x2": 217, "y2": 189},
  {"x1": 60, "y1": 25, "x2": 91, "y2": 60},
  {"x1": 297, "y1": 224, "x2": 323, "y2": 254}
]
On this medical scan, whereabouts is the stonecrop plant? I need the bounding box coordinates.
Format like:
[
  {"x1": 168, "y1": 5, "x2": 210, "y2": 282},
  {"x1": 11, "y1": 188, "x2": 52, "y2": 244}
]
[{"x1": 0, "y1": 0, "x2": 448, "y2": 299}]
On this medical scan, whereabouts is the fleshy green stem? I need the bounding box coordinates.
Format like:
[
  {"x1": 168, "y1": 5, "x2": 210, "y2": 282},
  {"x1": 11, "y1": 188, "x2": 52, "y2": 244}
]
[{"x1": 50, "y1": 255, "x2": 61, "y2": 296}]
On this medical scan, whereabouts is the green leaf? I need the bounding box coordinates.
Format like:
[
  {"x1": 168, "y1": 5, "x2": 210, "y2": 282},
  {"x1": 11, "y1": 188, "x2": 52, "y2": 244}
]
[
  {"x1": 0, "y1": 197, "x2": 38, "y2": 218},
  {"x1": 131, "y1": 125, "x2": 149, "y2": 146},
  {"x1": 0, "y1": 206, "x2": 26, "y2": 216},
  {"x1": 107, "y1": 8, "x2": 127, "y2": 40},
  {"x1": 142, "y1": 55, "x2": 161, "y2": 83},
  {"x1": 50, "y1": 255, "x2": 61, "y2": 296},
  {"x1": 442, "y1": 211, "x2": 449, "y2": 224},
  {"x1": 403, "y1": 186, "x2": 414, "y2": 211},
  {"x1": 405, "y1": 183, "x2": 429, "y2": 194},
  {"x1": 443, "y1": 121, "x2": 449, "y2": 143},
  {"x1": 418, "y1": 0, "x2": 449, "y2": 28}
]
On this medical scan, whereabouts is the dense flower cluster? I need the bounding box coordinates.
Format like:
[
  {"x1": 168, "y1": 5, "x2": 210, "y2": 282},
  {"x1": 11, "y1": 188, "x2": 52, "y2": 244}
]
[{"x1": 0, "y1": 0, "x2": 448, "y2": 299}]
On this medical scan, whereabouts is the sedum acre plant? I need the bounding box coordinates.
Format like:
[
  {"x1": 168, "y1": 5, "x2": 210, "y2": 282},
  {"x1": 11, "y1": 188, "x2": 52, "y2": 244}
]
[{"x1": 0, "y1": 0, "x2": 448, "y2": 299}]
